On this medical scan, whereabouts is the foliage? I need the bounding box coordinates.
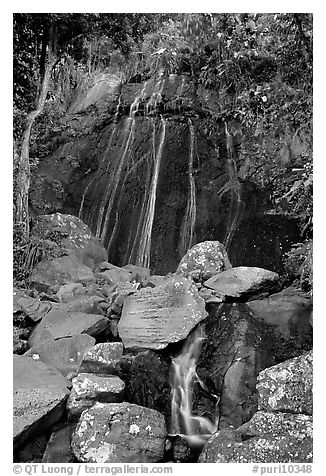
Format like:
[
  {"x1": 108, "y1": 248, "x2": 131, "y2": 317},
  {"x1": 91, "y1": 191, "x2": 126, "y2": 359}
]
[
  {"x1": 13, "y1": 224, "x2": 67, "y2": 287},
  {"x1": 283, "y1": 240, "x2": 313, "y2": 292}
]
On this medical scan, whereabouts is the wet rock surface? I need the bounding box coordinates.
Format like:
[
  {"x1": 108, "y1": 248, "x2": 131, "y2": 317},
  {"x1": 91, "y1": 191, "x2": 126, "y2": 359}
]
[
  {"x1": 13, "y1": 355, "x2": 70, "y2": 448},
  {"x1": 42, "y1": 424, "x2": 76, "y2": 463},
  {"x1": 71, "y1": 402, "x2": 167, "y2": 463},
  {"x1": 196, "y1": 303, "x2": 275, "y2": 429},
  {"x1": 203, "y1": 266, "x2": 280, "y2": 301},
  {"x1": 118, "y1": 276, "x2": 208, "y2": 350}
]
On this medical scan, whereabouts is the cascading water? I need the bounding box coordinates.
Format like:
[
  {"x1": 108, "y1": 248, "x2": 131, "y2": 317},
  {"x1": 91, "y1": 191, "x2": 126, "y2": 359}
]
[
  {"x1": 170, "y1": 326, "x2": 220, "y2": 447},
  {"x1": 97, "y1": 82, "x2": 148, "y2": 242},
  {"x1": 179, "y1": 118, "x2": 197, "y2": 256},
  {"x1": 222, "y1": 122, "x2": 243, "y2": 250},
  {"x1": 129, "y1": 115, "x2": 166, "y2": 268},
  {"x1": 95, "y1": 96, "x2": 122, "y2": 237}
]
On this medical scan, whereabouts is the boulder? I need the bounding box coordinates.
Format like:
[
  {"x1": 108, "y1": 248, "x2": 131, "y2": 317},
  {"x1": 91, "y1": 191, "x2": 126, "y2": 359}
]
[
  {"x1": 42, "y1": 424, "x2": 76, "y2": 463},
  {"x1": 203, "y1": 266, "x2": 280, "y2": 301},
  {"x1": 28, "y1": 255, "x2": 95, "y2": 293},
  {"x1": 25, "y1": 334, "x2": 96, "y2": 377},
  {"x1": 118, "y1": 276, "x2": 208, "y2": 350},
  {"x1": 13, "y1": 292, "x2": 51, "y2": 323},
  {"x1": 28, "y1": 309, "x2": 109, "y2": 347},
  {"x1": 13, "y1": 355, "x2": 70, "y2": 448},
  {"x1": 248, "y1": 289, "x2": 312, "y2": 361},
  {"x1": 176, "y1": 241, "x2": 232, "y2": 282},
  {"x1": 55, "y1": 283, "x2": 85, "y2": 302},
  {"x1": 67, "y1": 373, "x2": 125, "y2": 419},
  {"x1": 199, "y1": 411, "x2": 313, "y2": 463},
  {"x1": 32, "y1": 213, "x2": 107, "y2": 269},
  {"x1": 257, "y1": 351, "x2": 313, "y2": 415},
  {"x1": 71, "y1": 402, "x2": 167, "y2": 463},
  {"x1": 123, "y1": 351, "x2": 171, "y2": 419},
  {"x1": 196, "y1": 303, "x2": 275, "y2": 429},
  {"x1": 79, "y1": 342, "x2": 123, "y2": 374},
  {"x1": 51, "y1": 295, "x2": 104, "y2": 315},
  {"x1": 97, "y1": 267, "x2": 133, "y2": 286}
]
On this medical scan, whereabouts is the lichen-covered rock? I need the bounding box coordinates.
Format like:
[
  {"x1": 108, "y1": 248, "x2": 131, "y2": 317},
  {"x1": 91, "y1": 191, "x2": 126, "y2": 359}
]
[
  {"x1": 118, "y1": 276, "x2": 208, "y2": 350},
  {"x1": 71, "y1": 402, "x2": 167, "y2": 463},
  {"x1": 28, "y1": 256, "x2": 95, "y2": 293},
  {"x1": 203, "y1": 266, "x2": 280, "y2": 301},
  {"x1": 25, "y1": 334, "x2": 96, "y2": 377},
  {"x1": 13, "y1": 355, "x2": 70, "y2": 449},
  {"x1": 67, "y1": 373, "x2": 125, "y2": 419},
  {"x1": 28, "y1": 309, "x2": 109, "y2": 346},
  {"x1": 79, "y1": 342, "x2": 123, "y2": 374},
  {"x1": 32, "y1": 213, "x2": 108, "y2": 269},
  {"x1": 176, "y1": 241, "x2": 232, "y2": 282},
  {"x1": 257, "y1": 351, "x2": 313, "y2": 415},
  {"x1": 199, "y1": 411, "x2": 313, "y2": 463}
]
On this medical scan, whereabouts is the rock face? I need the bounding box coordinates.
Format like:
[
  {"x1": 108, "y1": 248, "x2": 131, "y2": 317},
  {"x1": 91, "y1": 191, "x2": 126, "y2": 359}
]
[
  {"x1": 13, "y1": 291, "x2": 51, "y2": 323},
  {"x1": 176, "y1": 241, "x2": 232, "y2": 282},
  {"x1": 13, "y1": 355, "x2": 70, "y2": 448},
  {"x1": 67, "y1": 373, "x2": 125, "y2": 418},
  {"x1": 203, "y1": 266, "x2": 280, "y2": 301},
  {"x1": 32, "y1": 213, "x2": 107, "y2": 269},
  {"x1": 28, "y1": 309, "x2": 109, "y2": 346},
  {"x1": 248, "y1": 288, "x2": 312, "y2": 361},
  {"x1": 199, "y1": 411, "x2": 313, "y2": 463},
  {"x1": 42, "y1": 425, "x2": 76, "y2": 463},
  {"x1": 28, "y1": 256, "x2": 95, "y2": 293},
  {"x1": 257, "y1": 351, "x2": 313, "y2": 415},
  {"x1": 123, "y1": 351, "x2": 171, "y2": 420},
  {"x1": 71, "y1": 402, "x2": 167, "y2": 463},
  {"x1": 25, "y1": 334, "x2": 96, "y2": 377},
  {"x1": 196, "y1": 303, "x2": 274, "y2": 429},
  {"x1": 118, "y1": 276, "x2": 208, "y2": 350},
  {"x1": 79, "y1": 342, "x2": 123, "y2": 374}
]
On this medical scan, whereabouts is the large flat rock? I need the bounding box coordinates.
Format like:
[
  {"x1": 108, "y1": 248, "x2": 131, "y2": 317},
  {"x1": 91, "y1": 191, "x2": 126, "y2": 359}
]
[
  {"x1": 25, "y1": 334, "x2": 96, "y2": 377},
  {"x1": 118, "y1": 276, "x2": 208, "y2": 350},
  {"x1": 203, "y1": 266, "x2": 280, "y2": 301},
  {"x1": 13, "y1": 355, "x2": 70, "y2": 448},
  {"x1": 28, "y1": 255, "x2": 95, "y2": 293},
  {"x1": 28, "y1": 309, "x2": 109, "y2": 346},
  {"x1": 71, "y1": 402, "x2": 167, "y2": 463}
]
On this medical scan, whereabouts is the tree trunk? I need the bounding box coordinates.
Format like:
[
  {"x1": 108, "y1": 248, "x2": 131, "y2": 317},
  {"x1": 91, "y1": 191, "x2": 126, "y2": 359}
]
[{"x1": 14, "y1": 52, "x2": 56, "y2": 238}]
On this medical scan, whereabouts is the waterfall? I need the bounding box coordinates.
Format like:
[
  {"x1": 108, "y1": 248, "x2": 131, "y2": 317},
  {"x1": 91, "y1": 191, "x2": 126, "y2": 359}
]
[
  {"x1": 95, "y1": 96, "x2": 121, "y2": 237},
  {"x1": 170, "y1": 326, "x2": 219, "y2": 447},
  {"x1": 97, "y1": 83, "x2": 148, "y2": 242},
  {"x1": 223, "y1": 122, "x2": 242, "y2": 250},
  {"x1": 179, "y1": 118, "x2": 197, "y2": 256},
  {"x1": 129, "y1": 116, "x2": 166, "y2": 268}
]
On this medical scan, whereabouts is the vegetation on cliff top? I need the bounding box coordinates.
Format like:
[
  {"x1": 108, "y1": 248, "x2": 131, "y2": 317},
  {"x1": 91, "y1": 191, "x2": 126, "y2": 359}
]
[{"x1": 13, "y1": 13, "x2": 313, "y2": 286}]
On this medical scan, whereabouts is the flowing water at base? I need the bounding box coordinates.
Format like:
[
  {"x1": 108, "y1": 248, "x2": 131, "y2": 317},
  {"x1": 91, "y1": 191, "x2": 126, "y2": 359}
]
[{"x1": 170, "y1": 327, "x2": 219, "y2": 447}]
